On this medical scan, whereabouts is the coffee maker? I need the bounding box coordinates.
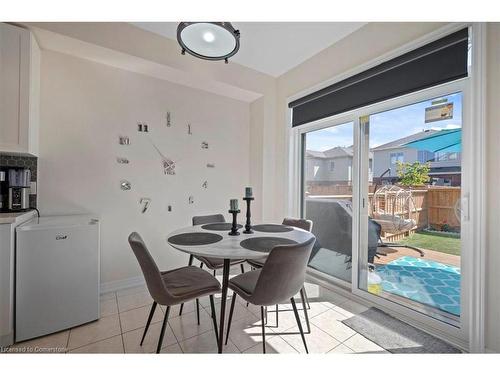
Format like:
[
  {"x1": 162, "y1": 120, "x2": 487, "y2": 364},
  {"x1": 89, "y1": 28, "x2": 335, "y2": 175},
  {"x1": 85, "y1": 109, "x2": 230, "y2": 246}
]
[
  {"x1": 0, "y1": 171, "x2": 6, "y2": 210},
  {"x1": 6, "y1": 168, "x2": 31, "y2": 211}
]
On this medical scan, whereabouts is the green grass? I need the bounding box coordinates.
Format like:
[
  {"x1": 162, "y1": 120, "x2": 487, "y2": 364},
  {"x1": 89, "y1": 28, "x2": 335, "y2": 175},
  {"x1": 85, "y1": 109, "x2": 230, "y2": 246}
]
[{"x1": 400, "y1": 232, "x2": 461, "y2": 256}]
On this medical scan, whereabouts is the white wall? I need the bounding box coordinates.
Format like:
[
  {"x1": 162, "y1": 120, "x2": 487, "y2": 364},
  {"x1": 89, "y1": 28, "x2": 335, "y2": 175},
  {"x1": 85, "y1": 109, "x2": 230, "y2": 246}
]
[
  {"x1": 485, "y1": 22, "x2": 500, "y2": 353},
  {"x1": 25, "y1": 21, "x2": 277, "y2": 223},
  {"x1": 38, "y1": 50, "x2": 251, "y2": 286}
]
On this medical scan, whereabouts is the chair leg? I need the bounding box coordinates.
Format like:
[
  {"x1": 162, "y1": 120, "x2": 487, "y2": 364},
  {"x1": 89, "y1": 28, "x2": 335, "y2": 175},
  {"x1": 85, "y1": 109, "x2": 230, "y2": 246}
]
[
  {"x1": 213, "y1": 269, "x2": 216, "y2": 277},
  {"x1": 156, "y1": 306, "x2": 171, "y2": 354},
  {"x1": 196, "y1": 298, "x2": 200, "y2": 325},
  {"x1": 290, "y1": 297, "x2": 308, "y2": 353},
  {"x1": 140, "y1": 301, "x2": 157, "y2": 346},
  {"x1": 302, "y1": 287, "x2": 311, "y2": 309},
  {"x1": 260, "y1": 306, "x2": 266, "y2": 354},
  {"x1": 245, "y1": 265, "x2": 252, "y2": 307},
  {"x1": 209, "y1": 295, "x2": 219, "y2": 347},
  {"x1": 225, "y1": 293, "x2": 237, "y2": 345},
  {"x1": 300, "y1": 288, "x2": 311, "y2": 334},
  {"x1": 240, "y1": 264, "x2": 245, "y2": 273},
  {"x1": 275, "y1": 304, "x2": 279, "y2": 327},
  {"x1": 179, "y1": 255, "x2": 194, "y2": 316},
  {"x1": 200, "y1": 262, "x2": 204, "y2": 269}
]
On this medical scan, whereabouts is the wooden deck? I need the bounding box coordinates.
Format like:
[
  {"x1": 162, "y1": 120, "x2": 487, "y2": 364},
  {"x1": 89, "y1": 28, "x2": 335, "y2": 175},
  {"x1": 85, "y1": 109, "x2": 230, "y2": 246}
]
[{"x1": 374, "y1": 246, "x2": 460, "y2": 268}]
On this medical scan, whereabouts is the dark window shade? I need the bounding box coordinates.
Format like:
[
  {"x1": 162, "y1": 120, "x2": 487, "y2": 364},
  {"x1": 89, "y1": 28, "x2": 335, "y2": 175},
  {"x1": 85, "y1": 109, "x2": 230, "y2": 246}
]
[{"x1": 289, "y1": 28, "x2": 468, "y2": 127}]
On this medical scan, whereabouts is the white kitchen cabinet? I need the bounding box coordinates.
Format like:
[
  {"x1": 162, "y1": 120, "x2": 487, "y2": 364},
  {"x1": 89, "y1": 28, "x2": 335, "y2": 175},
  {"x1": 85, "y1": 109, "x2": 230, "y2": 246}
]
[{"x1": 0, "y1": 23, "x2": 40, "y2": 156}]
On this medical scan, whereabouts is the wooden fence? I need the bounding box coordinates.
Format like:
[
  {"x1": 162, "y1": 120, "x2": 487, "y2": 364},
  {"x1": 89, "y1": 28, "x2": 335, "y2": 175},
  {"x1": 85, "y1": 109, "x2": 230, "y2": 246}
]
[
  {"x1": 306, "y1": 184, "x2": 461, "y2": 240},
  {"x1": 426, "y1": 187, "x2": 461, "y2": 231}
]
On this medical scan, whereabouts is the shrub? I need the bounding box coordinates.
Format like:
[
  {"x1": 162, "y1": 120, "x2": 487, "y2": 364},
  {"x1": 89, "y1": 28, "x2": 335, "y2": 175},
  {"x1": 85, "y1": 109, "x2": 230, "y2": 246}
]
[{"x1": 396, "y1": 161, "x2": 430, "y2": 187}]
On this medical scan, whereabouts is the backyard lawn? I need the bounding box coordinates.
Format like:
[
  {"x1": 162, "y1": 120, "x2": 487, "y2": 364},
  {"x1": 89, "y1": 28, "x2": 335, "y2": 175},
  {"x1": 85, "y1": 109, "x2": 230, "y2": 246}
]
[{"x1": 400, "y1": 231, "x2": 461, "y2": 256}]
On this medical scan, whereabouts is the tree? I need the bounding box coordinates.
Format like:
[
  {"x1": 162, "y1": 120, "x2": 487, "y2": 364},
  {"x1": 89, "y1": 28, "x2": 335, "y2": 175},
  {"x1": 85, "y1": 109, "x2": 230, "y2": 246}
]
[{"x1": 396, "y1": 161, "x2": 430, "y2": 186}]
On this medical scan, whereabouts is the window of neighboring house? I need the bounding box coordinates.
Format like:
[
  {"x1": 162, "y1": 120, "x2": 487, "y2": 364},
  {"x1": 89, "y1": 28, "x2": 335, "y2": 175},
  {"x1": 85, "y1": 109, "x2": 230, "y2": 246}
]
[
  {"x1": 330, "y1": 161, "x2": 335, "y2": 171},
  {"x1": 435, "y1": 151, "x2": 459, "y2": 161},
  {"x1": 418, "y1": 150, "x2": 434, "y2": 163},
  {"x1": 313, "y1": 165, "x2": 320, "y2": 177},
  {"x1": 390, "y1": 152, "x2": 404, "y2": 165}
]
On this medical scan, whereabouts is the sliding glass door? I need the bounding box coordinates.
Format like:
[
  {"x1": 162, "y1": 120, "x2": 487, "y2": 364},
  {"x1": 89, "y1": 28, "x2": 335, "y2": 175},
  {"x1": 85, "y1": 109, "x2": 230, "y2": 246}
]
[
  {"x1": 357, "y1": 92, "x2": 463, "y2": 325},
  {"x1": 297, "y1": 82, "x2": 468, "y2": 339},
  {"x1": 302, "y1": 121, "x2": 355, "y2": 283}
]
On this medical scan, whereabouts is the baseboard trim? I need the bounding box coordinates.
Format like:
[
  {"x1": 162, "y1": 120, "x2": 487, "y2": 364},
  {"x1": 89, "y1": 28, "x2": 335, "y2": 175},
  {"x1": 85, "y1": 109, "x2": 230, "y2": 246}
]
[
  {"x1": 0, "y1": 332, "x2": 14, "y2": 348},
  {"x1": 100, "y1": 276, "x2": 145, "y2": 294}
]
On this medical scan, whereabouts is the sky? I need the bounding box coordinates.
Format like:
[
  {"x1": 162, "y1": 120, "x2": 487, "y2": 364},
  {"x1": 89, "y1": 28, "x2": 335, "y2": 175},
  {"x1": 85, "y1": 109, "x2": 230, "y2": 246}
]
[{"x1": 306, "y1": 92, "x2": 463, "y2": 151}]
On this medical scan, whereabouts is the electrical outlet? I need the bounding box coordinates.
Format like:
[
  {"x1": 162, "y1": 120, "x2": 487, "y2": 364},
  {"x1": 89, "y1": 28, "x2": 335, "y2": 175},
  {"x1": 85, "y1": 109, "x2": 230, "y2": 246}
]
[{"x1": 30, "y1": 181, "x2": 37, "y2": 195}]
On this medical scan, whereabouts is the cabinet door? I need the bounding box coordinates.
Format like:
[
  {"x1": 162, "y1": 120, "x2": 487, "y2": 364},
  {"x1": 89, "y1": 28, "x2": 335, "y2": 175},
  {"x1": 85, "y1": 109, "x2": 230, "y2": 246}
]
[{"x1": 0, "y1": 23, "x2": 30, "y2": 153}]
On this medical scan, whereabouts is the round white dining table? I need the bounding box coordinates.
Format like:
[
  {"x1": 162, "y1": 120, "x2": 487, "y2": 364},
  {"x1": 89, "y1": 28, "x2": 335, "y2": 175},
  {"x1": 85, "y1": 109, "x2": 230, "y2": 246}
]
[{"x1": 166, "y1": 223, "x2": 315, "y2": 353}]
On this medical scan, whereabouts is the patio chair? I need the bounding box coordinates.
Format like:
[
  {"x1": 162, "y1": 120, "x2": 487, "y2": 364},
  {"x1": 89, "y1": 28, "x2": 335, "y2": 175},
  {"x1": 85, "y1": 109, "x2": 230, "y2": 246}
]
[{"x1": 370, "y1": 181, "x2": 424, "y2": 257}]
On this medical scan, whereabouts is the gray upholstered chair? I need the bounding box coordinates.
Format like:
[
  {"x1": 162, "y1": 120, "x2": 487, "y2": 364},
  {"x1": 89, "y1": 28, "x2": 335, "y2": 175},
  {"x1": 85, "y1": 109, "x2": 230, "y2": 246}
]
[
  {"x1": 128, "y1": 232, "x2": 221, "y2": 353},
  {"x1": 178, "y1": 214, "x2": 247, "y2": 321},
  {"x1": 225, "y1": 237, "x2": 316, "y2": 353},
  {"x1": 246, "y1": 217, "x2": 313, "y2": 331}
]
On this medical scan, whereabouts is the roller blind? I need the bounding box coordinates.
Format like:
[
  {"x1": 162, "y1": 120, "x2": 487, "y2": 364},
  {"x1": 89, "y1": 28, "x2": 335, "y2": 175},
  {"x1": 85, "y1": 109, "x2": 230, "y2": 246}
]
[{"x1": 289, "y1": 28, "x2": 469, "y2": 127}]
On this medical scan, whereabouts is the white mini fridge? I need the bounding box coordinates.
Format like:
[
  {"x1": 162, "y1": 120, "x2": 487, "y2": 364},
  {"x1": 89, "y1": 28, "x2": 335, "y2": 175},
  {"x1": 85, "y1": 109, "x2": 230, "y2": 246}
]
[{"x1": 15, "y1": 215, "x2": 100, "y2": 342}]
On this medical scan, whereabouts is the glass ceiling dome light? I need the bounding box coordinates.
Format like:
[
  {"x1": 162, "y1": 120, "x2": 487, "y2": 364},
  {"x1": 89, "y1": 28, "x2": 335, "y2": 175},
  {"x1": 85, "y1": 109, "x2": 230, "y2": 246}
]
[{"x1": 177, "y1": 22, "x2": 240, "y2": 64}]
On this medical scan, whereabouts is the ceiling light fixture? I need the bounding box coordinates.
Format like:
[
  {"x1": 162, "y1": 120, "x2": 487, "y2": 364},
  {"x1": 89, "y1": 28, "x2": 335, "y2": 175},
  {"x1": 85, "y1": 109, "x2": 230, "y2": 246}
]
[{"x1": 177, "y1": 22, "x2": 240, "y2": 64}]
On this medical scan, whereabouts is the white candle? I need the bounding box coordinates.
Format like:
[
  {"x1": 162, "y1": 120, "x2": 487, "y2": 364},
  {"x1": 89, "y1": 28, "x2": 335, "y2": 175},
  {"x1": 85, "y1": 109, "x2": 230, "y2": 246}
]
[
  {"x1": 230, "y1": 199, "x2": 239, "y2": 211},
  {"x1": 245, "y1": 187, "x2": 253, "y2": 198}
]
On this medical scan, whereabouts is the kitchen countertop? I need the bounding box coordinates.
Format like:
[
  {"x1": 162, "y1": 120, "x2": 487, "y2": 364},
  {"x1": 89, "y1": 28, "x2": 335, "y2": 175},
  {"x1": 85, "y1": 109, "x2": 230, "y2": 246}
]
[{"x1": 0, "y1": 210, "x2": 37, "y2": 225}]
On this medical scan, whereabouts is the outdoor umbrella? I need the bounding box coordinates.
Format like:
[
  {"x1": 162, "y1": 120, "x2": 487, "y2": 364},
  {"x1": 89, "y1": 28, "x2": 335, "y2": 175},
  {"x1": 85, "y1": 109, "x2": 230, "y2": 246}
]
[{"x1": 403, "y1": 128, "x2": 461, "y2": 153}]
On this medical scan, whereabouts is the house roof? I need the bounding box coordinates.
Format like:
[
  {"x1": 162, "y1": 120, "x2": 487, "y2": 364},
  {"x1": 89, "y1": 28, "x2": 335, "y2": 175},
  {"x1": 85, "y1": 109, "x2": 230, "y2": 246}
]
[
  {"x1": 306, "y1": 146, "x2": 373, "y2": 159},
  {"x1": 371, "y1": 129, "x2": 440, "y2": 151},
  {"x1": 306, "y1": 146, "x2": 352, "y2": 159}
]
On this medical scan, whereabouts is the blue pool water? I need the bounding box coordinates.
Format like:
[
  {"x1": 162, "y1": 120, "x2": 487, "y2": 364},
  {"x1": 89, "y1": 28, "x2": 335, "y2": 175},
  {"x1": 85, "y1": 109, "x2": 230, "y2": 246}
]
[{"x1": 376, "y1": 256, "x2": 460, "y2": 316}]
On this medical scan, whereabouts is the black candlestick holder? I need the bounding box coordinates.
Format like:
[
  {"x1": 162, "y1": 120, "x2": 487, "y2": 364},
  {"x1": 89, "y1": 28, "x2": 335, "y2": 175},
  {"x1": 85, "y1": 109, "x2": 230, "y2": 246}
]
[
  {"x1": 228, "y1": 209, "x2": 241, "y2": 236},
  {"x1": 243, "y1": 197, "x2": 254, "y2": 234}
]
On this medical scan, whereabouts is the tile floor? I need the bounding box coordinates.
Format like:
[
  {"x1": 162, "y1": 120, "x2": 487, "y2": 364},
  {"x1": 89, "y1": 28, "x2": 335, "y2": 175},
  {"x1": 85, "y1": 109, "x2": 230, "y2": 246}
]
[{"x1": 7, "y1": 277, "x2": 389, "y2": 354}]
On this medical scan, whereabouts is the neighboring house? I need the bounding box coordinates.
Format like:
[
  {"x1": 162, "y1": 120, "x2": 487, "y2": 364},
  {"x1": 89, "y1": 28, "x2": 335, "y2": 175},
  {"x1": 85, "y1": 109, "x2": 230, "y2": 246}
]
[
  {"x1": 305, "y1": 146, "x2": 373, "y2": 185},
  {"x1": 371, "y1": 129, "x2": 462, "y2": 186}
]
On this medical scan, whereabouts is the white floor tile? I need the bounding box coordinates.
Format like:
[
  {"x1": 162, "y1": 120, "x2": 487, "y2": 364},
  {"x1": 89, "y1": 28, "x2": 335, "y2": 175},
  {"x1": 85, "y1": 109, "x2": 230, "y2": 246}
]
[
  {"x1": 119, "y1": 303, "x2": 164, "y2": 333},
  {"x1": 160, "y1": 343, "x2": 183, "y2": 353},
  {"x1": 343, "y1": 333, "x2": 387, "y2": 353},
  {"x1": 122, "y1": 321, "x2": 177, "y2": 353},
  {"x1": 179, "y1": 330, "x2": 239, "y2": 354},
  {"x1": 332, "y1": 300, "x2": 370, "y2": 318},
  {"x1": 117, "y1": 291, "x2": 153, "y2": 312},
  {"x1": 70, "y1": 335, "x2": 124, "y2": 353},
  {"x1": 9, "y1": 330, "x2": 69, "y2": 353},
  {"x1": 310, "y1": 310, "x2": 357, "y2": 342},
  {"x1": 280, "y1": 324, "x2": 340, "y2": 353},
  {"x1": 243, "y1": 336, "x2": 298, "y2": 354},
  {"x1": 168, "y1": 307, "x2": 215, "y2": 342},
  {"x1": 223, "y1": 314, "x2": 268, "y2": 352},
  {"x1": 68, "y1": 315, "x2": 121, "y2": 350},
  {"x1": 101, "y1": 298, "x2": 118, "y2": 317},
  {"x1": 328, "y1": 343, "x2": 355, "y2": 354}
]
